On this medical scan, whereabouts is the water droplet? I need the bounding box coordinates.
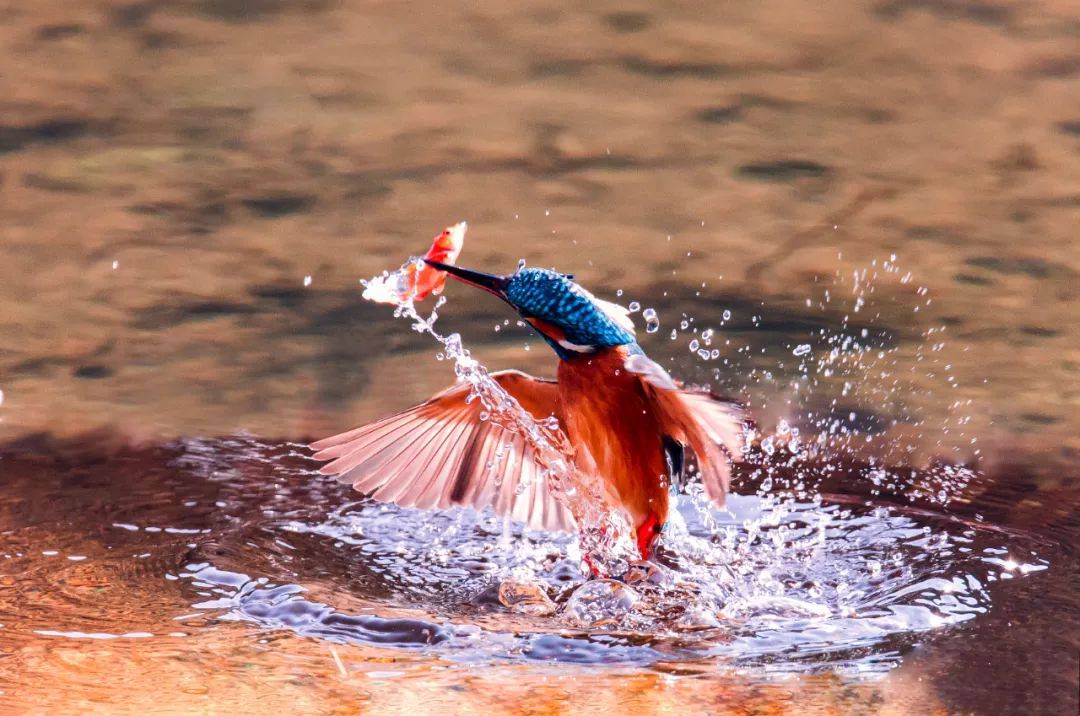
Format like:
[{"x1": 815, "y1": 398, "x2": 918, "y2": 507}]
[
  {"x1": 642, "y1": 308, "x2": 660, "y2": 333},
  {"x1": 498, "y1": 578, "x2": 556, "y2": 616},
  {"x1": 793, "y1": 344, "x2": 812, "y2": 357},
  {"x1": 628, "y1": 301, "x2": 641, "y2": 313},
  {"x1": 562, "y1": 580, "x2": 639, "y2": 627}
]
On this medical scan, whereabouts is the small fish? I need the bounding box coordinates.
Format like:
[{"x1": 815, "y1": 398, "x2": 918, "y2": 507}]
[{"x1": 362, "y1": 222, "x2": 466, "y2": 304}]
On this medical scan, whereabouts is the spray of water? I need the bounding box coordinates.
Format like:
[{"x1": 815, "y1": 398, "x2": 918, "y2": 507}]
[{"x1": 336, "y1": 251, "x2": 1046, "y2": 643}]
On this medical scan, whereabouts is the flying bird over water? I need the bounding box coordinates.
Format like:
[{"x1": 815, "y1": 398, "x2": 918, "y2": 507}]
[{"x1": 311, "y1": 261, "x2": 746, "y2": 561}]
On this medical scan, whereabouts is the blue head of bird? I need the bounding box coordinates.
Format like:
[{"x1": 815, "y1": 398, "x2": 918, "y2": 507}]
[{"x1": 426, "y1": 260, "x2": 636, "y2": 359}]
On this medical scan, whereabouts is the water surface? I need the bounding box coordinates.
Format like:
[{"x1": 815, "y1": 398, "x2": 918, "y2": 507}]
[{"x1": 0, "y1": 434, "x2": 1074, "y2": 713}]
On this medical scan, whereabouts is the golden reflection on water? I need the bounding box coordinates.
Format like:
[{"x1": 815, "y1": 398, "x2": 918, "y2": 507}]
[
  {"x1": 1, "y1": 0, "x2": 1076, "y2": 469},
  {"x1": 8, "y1": 628, "x2": 947, "y2": 715}
]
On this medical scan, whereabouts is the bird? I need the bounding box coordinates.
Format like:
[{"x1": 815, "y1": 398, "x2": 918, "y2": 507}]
[{"x1": 310, "y1": 260, "x2": 746, "y2": 563}]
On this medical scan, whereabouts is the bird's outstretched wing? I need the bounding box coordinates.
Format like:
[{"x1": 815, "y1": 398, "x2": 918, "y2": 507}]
[
  {"x1": 677, "y1": 389, "x2": 747, "y2": 460},
  {"x1": 624, "y1": 352, "x2": 747, "y2": 506},
  {"x1": 674, "y1": 388, "x2": 747, "y2": 502},
  {"x1": 310, "y1": 370, "x2": 573, "y2": 532}
]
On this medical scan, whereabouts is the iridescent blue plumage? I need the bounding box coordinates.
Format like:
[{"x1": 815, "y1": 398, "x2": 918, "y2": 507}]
[{"x1": 506, "y1": 268, "x2": 635, "y2": 358}]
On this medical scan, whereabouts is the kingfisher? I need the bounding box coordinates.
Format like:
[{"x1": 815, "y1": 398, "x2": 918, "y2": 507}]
[{"x1": 310, "y1": 261, "x2": 745, "y2": 562}]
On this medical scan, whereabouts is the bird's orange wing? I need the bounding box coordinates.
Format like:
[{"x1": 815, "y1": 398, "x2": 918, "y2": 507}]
[
  {"x1": 310, "y1": 370, "x2": 573, "y2": 532},
  {"x1": 675, "y1": 388, "x2": 748, "y2": 502},
  {"x1": 677, "y1": 389, "x2": 747, "y2": 461},
  {"x1": 624, "y1": 352, "x2": 747, "y2": 506}
]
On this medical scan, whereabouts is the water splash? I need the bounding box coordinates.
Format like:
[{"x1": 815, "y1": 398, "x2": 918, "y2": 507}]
[
  {"x1": 332, "y1": 251, "x2": 1053, "y2": 665},
  {"x1": 2, "y1": 427, "x2": 1052, "y2": 681},
  {"x1": 669, "y1": 255, "x2": 979, "y2": 508},
  {"x1": 160, "y1": 436, "x2": 1050, "y2": 674}
]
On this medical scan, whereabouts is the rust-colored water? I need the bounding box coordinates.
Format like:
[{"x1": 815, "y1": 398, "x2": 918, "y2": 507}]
[{"x1": 1, "y1": 1, "x2": 1077, "y2": 713}]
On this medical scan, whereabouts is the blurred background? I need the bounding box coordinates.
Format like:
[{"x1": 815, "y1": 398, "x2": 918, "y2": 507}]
[
  {"x1": 0, "y1": 1, "x2": 1077, "y2": 712},
  {"x1": 2, "y1": 0, "x2": 1076, "y2": 467}
]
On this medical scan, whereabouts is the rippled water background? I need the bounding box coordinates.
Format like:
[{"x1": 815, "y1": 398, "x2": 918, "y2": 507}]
[{"x1": 1, "y1": 1, "x2": 1077, "y2": 713}]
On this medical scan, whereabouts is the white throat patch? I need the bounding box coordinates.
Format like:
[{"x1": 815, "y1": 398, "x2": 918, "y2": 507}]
[
  {"x1": 557, "y1": 338, "x2": 597, "y2": 353},
  {"x1": 624, "y1": 353, "x2": 678, "y2": 390}
]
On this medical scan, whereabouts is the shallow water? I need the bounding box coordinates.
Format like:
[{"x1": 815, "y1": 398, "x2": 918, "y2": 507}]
[{"x1": 1, "y1": 435, "x2": 1074, "y2": 713}]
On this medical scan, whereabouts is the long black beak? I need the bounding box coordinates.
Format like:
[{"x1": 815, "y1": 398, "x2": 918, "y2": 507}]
[{"x1": 425, "y1": 260, "x2": 511, "y2": 300}]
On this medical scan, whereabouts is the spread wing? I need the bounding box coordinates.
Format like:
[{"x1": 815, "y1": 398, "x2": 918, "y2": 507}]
[
  {"x1": 675, "y1": 388, "x2": 748, "y2": 502},
  {"x1": 309, "y1": 370, "x2": 573, "y2": 532},
  {"x1": 677, "y1": 389, "x2": 747, "y2": 461},
  {"x1": 624, "y1": 352, "x2": 747, "y2": 506}
]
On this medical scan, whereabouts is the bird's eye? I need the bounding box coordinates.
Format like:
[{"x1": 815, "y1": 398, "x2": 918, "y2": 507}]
[{"x1": 563, "y1": 273, "x2": 575, "y2": 280}]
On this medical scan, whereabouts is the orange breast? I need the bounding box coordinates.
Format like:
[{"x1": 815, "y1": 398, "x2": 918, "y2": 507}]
[{"x1": 556, "y1": 348, "x2": 669, "y2": 530}]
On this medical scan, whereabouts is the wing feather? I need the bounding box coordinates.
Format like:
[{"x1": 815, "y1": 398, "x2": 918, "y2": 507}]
[
  {"x1": 372, "y1": 409, "x2": 472, "y2": 504},
  {"x1": 311, "y1": 411, "x2": 414, "y2": 461},
  {"x1": 673, "y1": 389, "x2": 747, "y2": 504},
  {"x1": 677, "y1": 389, "x2": 747, "y2": 461},
  {"x1": 413, "y1": 413, "x2": 478, "y2": 509},
  {"x1": 623, "y1": 351, "x2": 747, "y2": 507},
  {"x1": 321, "y1": 412, "x2": 437, "y2": 478},
  {"x1": 370, "y1": 423, "x2": 442, "y2": 505},
  {"x1": 310, "y1": 370, "x2": 574, "y2": 532}
]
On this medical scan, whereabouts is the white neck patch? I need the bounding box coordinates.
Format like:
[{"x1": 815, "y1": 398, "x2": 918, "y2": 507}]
[
  {"x1": 557, "y1": 338, "x2": 597, "y2": 353},
  {"x1": 624, "y1": 353, "x2": 678, "y2": 390}
]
